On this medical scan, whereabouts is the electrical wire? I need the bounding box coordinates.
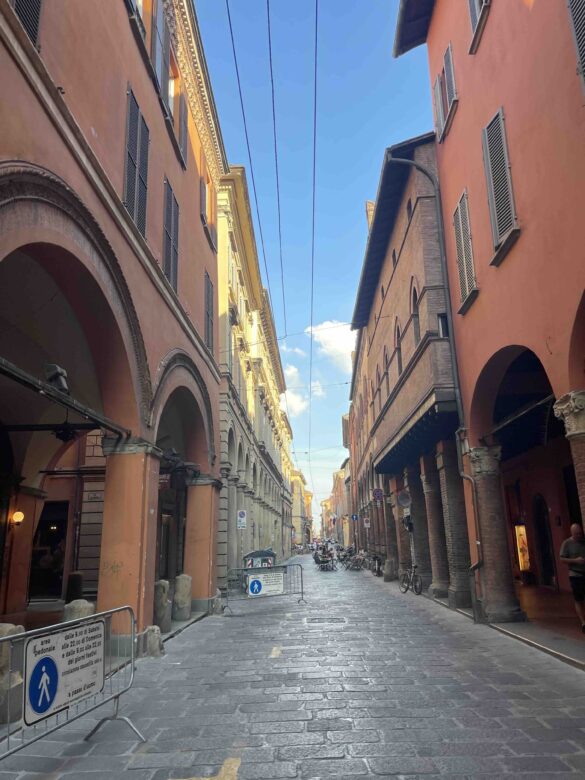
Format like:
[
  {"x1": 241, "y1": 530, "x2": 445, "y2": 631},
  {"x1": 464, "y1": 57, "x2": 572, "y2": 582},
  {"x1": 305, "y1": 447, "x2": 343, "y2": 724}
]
[
  {"x1": 266, "y1": 0, "x2": 288, "y2": 339},
  {"x1": 225, "y1": 0, "x2": 275, "y2": 316},
  {"x1": 307, "y1": 0, "x2": 319, "y2": 498}
]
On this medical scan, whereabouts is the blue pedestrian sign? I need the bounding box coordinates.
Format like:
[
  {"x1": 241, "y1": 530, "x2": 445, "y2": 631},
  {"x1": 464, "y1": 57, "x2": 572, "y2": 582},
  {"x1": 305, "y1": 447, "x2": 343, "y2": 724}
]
[
  {"x1": 28, "y1": 656, "x2": 58, "y2": 715},
  {"x1": 351, "y1": 514, "x2": 358, "y2": 521},
  {"x1": 249, "y1": 578, "x2": 262, "y2": 595}
]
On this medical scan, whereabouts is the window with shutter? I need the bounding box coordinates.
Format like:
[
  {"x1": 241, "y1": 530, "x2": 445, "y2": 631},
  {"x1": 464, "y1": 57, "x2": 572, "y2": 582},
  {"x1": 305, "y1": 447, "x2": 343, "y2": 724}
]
[
  {"x1": 205, "y1": 272, "x2": 214, "y2": 352},
  {"x1": 200, "y1": 176, "x2": 208, "y2": 225},
  {"x1": 453, "y1": 192, "x2": 477, "y2": 309},
  {"x1": 568, "y1": 0, "x2": 585, "y2": 87},
  {"x1": 179, "y1": 93, "x2": 188, "y2": 161},
  {"x1": 163, "y1": 179, "x2": 179, "y2": 291},
  {"x1": 152, "y1": 0, "x2": 170, "y2": 107},
  {"x1": 124, "y1": 89, "x2": 149, "y2": 237},
  {"x1": 443, "y1": 44, "x2": 457, "y2": 112},
  {"x1": 433, "y1": 76, "x2": 444, "y2": 138},
  {"x1": 468, "y1": 0, "x2": 491, "y2": 53},
  {"x1": 12, "y1": 0, "x2": 42, "y2": 45},
  {"x1": 482, "y1": 109, "x2": 517, "y2": 248}
]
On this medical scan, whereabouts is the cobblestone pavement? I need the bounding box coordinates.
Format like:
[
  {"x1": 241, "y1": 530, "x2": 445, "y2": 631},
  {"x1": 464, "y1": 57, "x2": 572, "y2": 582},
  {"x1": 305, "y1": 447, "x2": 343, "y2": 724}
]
[{"x1": 3, "y1": 555, "x2": 585, "y2": 779}]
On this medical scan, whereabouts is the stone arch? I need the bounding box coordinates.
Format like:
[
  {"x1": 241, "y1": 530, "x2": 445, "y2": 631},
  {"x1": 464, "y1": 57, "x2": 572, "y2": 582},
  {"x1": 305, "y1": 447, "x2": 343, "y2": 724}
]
[
  {"x1": 151, "y1": 351, "x2": 215, "y2": 469},
  {"x1": 0, "y1": 162, "x2": 151, "y2": 426}
]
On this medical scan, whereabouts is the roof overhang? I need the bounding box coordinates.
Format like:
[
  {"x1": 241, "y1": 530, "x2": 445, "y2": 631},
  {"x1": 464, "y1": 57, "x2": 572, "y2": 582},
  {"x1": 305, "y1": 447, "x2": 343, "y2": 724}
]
[
  {"x1": 350, "y1": 132, "x2": 435, "y2": 332},
  {"x1": 393, "y1": 0, "x2": 434, "y2": 58}
]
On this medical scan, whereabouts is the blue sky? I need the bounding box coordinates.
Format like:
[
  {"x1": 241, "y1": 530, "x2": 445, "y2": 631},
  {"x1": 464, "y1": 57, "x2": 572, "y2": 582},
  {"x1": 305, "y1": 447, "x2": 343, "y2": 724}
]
[{"x1": 197, "y1": 0, "x2": 432, "y2": 516}]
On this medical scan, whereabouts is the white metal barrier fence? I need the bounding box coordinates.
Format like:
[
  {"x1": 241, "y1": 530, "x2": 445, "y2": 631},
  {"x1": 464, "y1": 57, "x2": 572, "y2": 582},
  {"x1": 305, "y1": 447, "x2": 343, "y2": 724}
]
[
  {"x1": 0, "y1": 605, "x2": 144, "y2": 760},
  {"x1": 224, "y1": 564, "x2": 306, "y2": 613}
]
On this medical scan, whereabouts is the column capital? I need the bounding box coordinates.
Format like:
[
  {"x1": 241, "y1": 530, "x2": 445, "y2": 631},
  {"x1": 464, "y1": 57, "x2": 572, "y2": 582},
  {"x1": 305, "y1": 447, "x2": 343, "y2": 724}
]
[
  {"x1": 554, "y1": 390, "x2": 585, "y2": 439},
  {"x1": 469, "y1": 446, "x2": 502, "y2": 476},
  {"x1": 228, "y1": 475, "x2": 239, "y2": 486}
]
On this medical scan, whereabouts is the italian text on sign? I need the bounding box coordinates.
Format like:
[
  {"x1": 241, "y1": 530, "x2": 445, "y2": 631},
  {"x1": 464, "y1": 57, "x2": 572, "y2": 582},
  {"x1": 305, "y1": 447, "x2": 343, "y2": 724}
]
[
  {"x1": 24, "y1": 620, "x2": 105, "y2": 726},
  {"x1": 247, "y1": 571, "x2": 284, "y2": 597},
  {"x1": 236, "y1": 510, "x2": 247, "y2": 530}
]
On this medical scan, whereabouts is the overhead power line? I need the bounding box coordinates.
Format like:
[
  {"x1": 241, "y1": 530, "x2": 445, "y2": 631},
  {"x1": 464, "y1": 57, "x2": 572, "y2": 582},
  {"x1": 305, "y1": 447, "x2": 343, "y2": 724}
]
[
  {"x1": 266, "y1": 0, "x2": 288, "y2": 339},
  {"x1": 225, "y1": 0, "x2": 275, "y2": 316},
  {"x1": 307, "y1": 0, "x2": 319, "y2": 498}
]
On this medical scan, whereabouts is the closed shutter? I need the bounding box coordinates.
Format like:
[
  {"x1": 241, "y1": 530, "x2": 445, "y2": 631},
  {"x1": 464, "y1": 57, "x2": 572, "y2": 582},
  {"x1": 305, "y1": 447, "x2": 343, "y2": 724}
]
[
  {"x1": 433, "y1": 76, "x2": 444, "y2": 138},
  {"x1": 453, "y1": 192, "x2": 476, "y2": 301},
  {"x1": 200, "y1": 176, "x2": 208, "y2": 225},
  {"x1": 179, "y1": 93, "x2": 188, "y2": 161},
  {"x1": 161, "y1": 22, "x2": 171, "y2": 109},
  {"x1": 205, "y1": 272, "x2": 213, "y2": 351},
  {"x1": 568, "y1": 0, "x2": 585, "y2": 82},
  {"x1": 152, "y1": 0, "x2": 164, "y2": 87},
  {"x1": 482, "y1": 109, "x2": 517, "y2": 247},
  {"x1": 443, "y1": 44, "x2": 457, "y2": 111},
  {"x1": 13, "y1": 0, "x2": 42, "y2": 44},
  {"x1": 124, "y1": 91, "x2": 140, "y2": 221},
  {"x1": 171, "y1": 192, "x2": 179, "y2": 290},
  {"x1": 136, "y1": 117, "x2": 149, "y2": 236},
  {"x1": 163, "y1": 180, "x2": 173, "y2": 285},
  {"x1": 468, "y1": 0, "x2": 480, "y2": 31}
]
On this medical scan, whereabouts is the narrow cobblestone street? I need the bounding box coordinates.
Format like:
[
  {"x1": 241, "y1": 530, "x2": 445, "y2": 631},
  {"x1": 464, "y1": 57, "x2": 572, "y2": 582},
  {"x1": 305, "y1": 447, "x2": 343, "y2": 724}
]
[{"x1": 4, "y1": 555, "x2": 585, "y2": 779}]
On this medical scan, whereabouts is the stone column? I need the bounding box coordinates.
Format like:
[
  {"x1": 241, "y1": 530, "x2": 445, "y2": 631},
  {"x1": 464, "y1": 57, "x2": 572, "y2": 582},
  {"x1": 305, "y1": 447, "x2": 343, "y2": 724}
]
[
  {"x1": 216, "y1": 467, "x2": 230, "y2": 591},
  {"x1": 436, "y1": 441, "x2": 471, "y2": 608},
  {"x1": 403, "y1": 464, "x2": 432, "y2": 590},
  {"x1": 420, "y1": 454, "x2": 450, "y2": 598},
  {"x1": 554, "y1": 391, "x2": 585, "y2": 521},
  {"x1": 382, "y1": 494, "x2": 399, "y2": 581},
  {"x1": 98, "y1": 445, "x2": 160, "y2": 630},
  {"x1": 469, "y1": 446, "x2": 524, "y2": 622},
  {"x1": 227, "y1": 475, "x2": 239, "y2": 571},
  {"x1": 389, "y1": 477, "x2": 412, "y2": 576},
  {"x1": 184, "y1": 475, "x2": 221, "y2": 613}
]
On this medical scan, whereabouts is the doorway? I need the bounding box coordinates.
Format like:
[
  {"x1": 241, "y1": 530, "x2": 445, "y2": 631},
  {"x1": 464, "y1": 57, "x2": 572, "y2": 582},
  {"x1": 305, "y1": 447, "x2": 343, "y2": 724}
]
[
  {"x1": 533, "y1": 494, "x2": 556, "y2": 588},
  {"x1": 28, "y1": 501, "x2": 69, "y2": 600}
]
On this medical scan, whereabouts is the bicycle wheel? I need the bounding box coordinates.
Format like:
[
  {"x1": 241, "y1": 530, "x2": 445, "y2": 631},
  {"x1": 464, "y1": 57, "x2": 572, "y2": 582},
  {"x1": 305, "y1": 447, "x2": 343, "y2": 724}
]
[
  {"x1": 412, "y1": 574, "x2": 423, "y2": 595},
  {"x1": 399, "y1": 573, "x2": 410, "y2": 593}
]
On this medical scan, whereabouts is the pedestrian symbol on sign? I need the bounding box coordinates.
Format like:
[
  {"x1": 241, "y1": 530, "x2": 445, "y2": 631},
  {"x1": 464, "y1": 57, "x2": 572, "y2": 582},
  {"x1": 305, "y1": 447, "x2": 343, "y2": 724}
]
[
  {"x1": 29, "y1": 657, "x2": 58, "y2": 715},
  {"x1": 249, "y1": 579, "x2": 262, "y2": 595}
]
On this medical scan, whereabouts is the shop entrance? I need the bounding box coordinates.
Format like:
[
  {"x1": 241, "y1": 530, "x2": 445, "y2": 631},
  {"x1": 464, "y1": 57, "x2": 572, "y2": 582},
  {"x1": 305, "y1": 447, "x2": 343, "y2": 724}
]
[{"x1": 28, "y1": 501, "x2": 69, "y2": 600}]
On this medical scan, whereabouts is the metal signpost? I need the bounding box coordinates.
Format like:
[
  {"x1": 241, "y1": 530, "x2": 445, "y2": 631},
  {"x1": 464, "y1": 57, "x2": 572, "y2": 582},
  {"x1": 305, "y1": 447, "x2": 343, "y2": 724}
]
[{"x1": 0, "y1": 606, "x2": 143, "y2": 761}]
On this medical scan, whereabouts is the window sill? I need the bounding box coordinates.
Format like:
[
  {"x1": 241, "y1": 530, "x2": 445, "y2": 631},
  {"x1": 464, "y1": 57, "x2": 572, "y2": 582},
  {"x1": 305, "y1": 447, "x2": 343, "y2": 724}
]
[
  {"x1": 457, "y1": 288, "x2": 479, "y2": 315},
  {"x1": 489, "y1": 226, "x2": 521, "y2": 267},
  {"x1": 469, "y1": 2, "x2": 491, "y2": 55},
  {"x1": 439, "y1": 99, "x2": 458, "y2": 143}
]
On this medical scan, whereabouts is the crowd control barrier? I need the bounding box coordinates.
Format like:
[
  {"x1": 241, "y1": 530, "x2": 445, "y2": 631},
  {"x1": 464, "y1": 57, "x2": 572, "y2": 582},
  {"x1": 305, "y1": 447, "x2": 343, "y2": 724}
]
[
  {"x1": 224, "y1": 564, "x2": 306, "y2": 613},
  {"x1": 0, "y1": 605, "x2": 144, "y2": 761}
]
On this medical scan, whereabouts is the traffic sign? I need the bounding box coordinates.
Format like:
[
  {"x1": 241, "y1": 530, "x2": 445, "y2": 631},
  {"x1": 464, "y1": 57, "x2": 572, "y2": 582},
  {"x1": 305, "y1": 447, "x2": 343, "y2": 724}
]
[
  {"x1": 363, "y1": 517, "x2": 371, "y2": 529},
  {"x1": 351, "y1": 514, "x2": 358, "y2": 521},
  {"x1": 247, "y1": 571, "x2": 284, "y2": 597},
  {"x1": 372, "y1": 488, "x2": 383, "y2": 501},
  {"x1": 24, "y1": 620, "x2": 105, "y2": 726},
  {"x1": 236, "y1": 509, "x2": 247, "y2": 530}
]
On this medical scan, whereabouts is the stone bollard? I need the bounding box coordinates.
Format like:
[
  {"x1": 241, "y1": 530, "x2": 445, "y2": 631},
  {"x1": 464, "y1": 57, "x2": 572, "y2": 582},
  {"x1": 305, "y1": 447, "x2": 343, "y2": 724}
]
[
  {"x1": 153, "y1": 579, "x2": 172, "y2": 634},
  {"x1": 143, "y1": 625, "x2": 165, "y2": 657},
  {"x1": 63, "y1": 599, "x2": 95, "y2": 622},
  {"x1": 172, "y1": 574, "x2": 192, "y2": 622},
  {"x1": 0, "y1": 624, "x2": 24, "y2": 725}
]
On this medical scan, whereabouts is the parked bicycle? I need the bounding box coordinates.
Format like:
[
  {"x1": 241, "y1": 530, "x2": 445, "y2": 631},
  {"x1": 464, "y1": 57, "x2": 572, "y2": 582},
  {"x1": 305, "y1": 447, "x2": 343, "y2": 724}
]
[{"x1": 398, "y1": 564, "x2": 422, "y2": 594}]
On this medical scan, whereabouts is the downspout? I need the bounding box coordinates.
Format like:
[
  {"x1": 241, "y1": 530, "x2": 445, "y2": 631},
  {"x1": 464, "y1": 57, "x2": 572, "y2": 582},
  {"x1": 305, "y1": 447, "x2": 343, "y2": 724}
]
[{"x1": 388, "y1": 151, "x2": 485, "y2": 621}]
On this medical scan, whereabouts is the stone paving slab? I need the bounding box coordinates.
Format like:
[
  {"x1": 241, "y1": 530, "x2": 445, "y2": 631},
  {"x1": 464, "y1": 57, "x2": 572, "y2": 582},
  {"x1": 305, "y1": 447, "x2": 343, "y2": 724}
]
[{"x1": 1, "y1": 555, "x2": 585, "y2": 777}]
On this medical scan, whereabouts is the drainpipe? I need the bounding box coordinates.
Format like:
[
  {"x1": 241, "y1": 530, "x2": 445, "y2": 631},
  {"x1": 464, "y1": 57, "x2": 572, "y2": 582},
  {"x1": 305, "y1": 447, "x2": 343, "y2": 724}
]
[{"x1": 387, "y1": 152, "x2": 485, "y2": 621}]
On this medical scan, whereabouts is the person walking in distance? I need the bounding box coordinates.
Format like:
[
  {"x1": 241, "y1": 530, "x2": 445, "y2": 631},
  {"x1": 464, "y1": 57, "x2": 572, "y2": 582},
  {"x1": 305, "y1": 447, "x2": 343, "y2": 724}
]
[{"x1": 560, "y1": 523, "x2": 585, "y2": 632}]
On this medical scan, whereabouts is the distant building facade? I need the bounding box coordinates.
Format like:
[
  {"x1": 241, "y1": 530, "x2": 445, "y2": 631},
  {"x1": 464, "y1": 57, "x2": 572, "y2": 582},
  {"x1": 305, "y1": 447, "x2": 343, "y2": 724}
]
[{"x1": 217, "y1": 167, "x2": 293, "y2": 577}]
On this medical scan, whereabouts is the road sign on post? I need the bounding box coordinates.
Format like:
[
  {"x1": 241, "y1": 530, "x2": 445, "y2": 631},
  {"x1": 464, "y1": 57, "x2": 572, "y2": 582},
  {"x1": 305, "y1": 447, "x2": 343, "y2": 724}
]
[
  {"x1": 372, "y1": 488, "x2": 383, "y2": 501},
  {"x1": 363, "y1": 517, "x2": 371, "y2": 529},
  {"x1": 351, "y1": 514, "x2": 358, "y2": 522},
  {"x1": 237, "y1": 509, "x2": 247, "y2": 530}
]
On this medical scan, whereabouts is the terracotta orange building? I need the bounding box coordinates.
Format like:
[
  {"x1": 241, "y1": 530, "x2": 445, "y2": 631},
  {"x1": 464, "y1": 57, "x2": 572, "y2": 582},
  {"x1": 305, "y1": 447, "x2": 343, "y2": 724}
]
[
  {"x1": 395, "y1": 0, "x2": 585, "y2": 621},
  {"x1": 0, "y1": 0, "x2": 228, "y2": 639}
]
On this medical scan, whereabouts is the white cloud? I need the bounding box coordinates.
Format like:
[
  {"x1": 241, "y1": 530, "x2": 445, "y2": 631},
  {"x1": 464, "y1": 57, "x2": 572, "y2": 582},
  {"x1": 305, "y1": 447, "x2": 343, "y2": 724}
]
[
  {"x1": 281, "y1": 342, "x2": 306, "y2": 357},
  {"x1": 305, "y1": 320, "x2": 356, "y2": 375},
  {"x1": 280, "y1": 390, "x2": 308, "y2": 417},
  {"x1": 284, "y1": 364, "x2": 300, "y2": 384},
  {"x1": 311, "y1": 380, "x2": 326, "y2": 398}
]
